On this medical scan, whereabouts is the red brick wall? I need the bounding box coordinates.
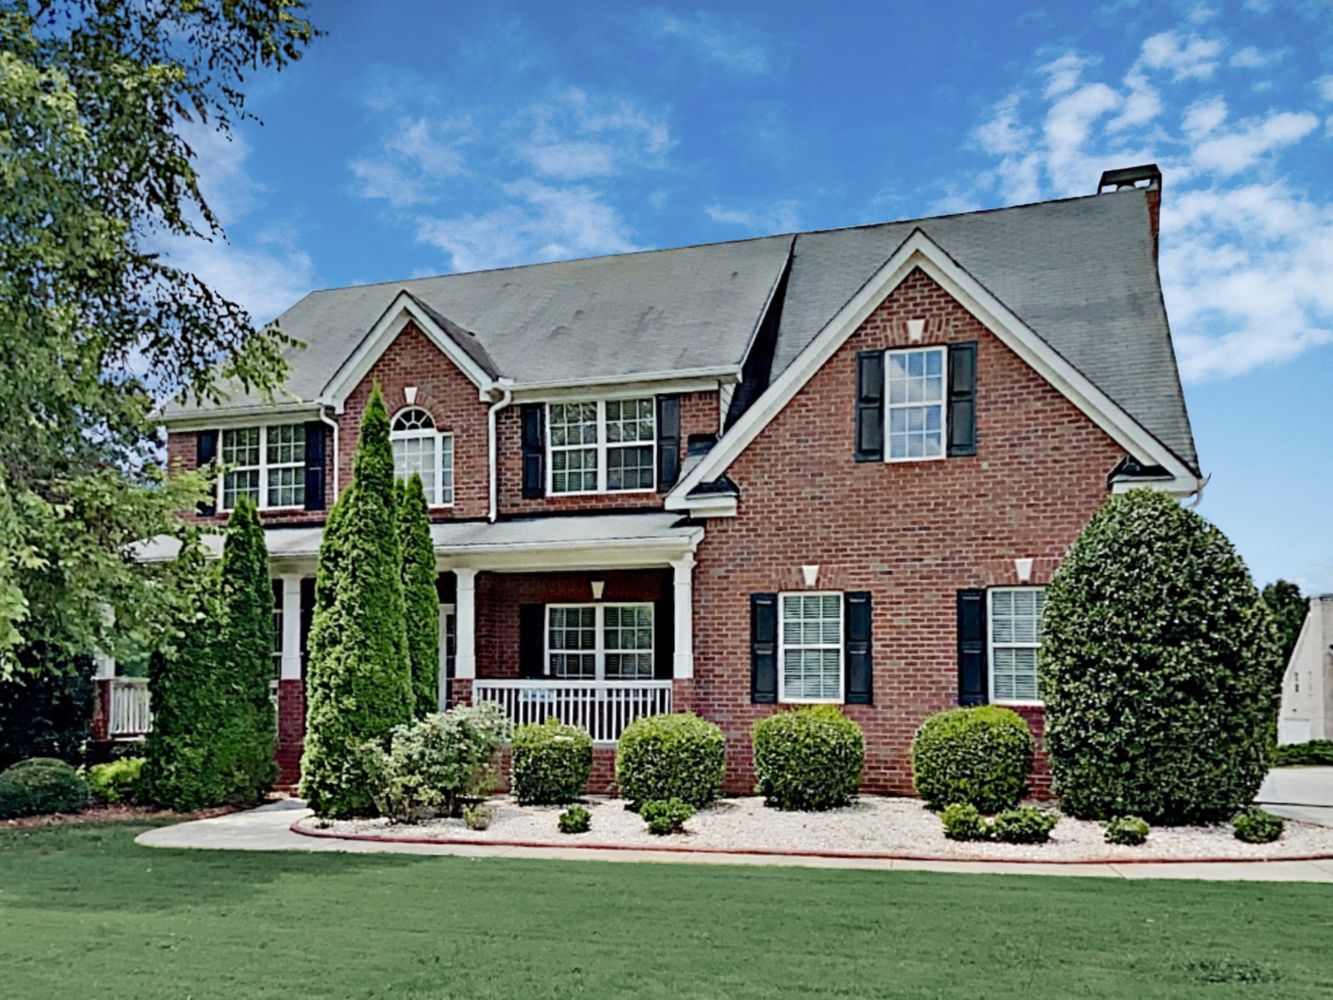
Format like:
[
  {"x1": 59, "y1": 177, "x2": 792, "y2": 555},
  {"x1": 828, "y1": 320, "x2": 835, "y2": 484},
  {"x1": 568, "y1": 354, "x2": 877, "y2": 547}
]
[
  {"x1": 495, "y1": 390, "x2": 720, "y2": 515},
  {"x1": 276, "y1": 679, "x2": 305, "y2": 787},
  {"x1": 689, "y1": 267, "x2": 1125, "y2": 797},
  {"x1": 475, "y1": 569, "x2": 670, "y2": 679}
]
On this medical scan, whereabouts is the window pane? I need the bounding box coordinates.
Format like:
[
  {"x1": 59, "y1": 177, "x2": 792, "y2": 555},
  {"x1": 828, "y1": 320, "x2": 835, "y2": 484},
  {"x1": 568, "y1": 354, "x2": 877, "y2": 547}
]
[
  {"x1": 267, "y1": 466, "x2": 305, "y2": 507},
  {"x1": 607, "y1": 444, "x2": 654, "y2": 491},
  {"x1": 440, "y1": 434, "x2": 454, "y2": 505},
  {"x1": 549, "y1": 606, "x2": 597, "y2": 678},
  {"x1": 392, "y1": 435, "x2": 437, "y2": 499},
  {"x1": 605, "y1": 398, "x2": 653, "y2": 444},
  {"x1": 266, "y1": 424, "x2": 305, "y2": 465},
  {"x1": 392, "y1": 408, "x2": 434, "y2": 432},
  {"x1": 779, "y1": 593, "x2": 842, "y2": 701},
  {"x1": 886, "y1": 348, "x2": 946, "y2": 460},
  {"x1": 222, "y1": 427, "x2": 260, "y2": 467},
  {"x1": 223, "y1": 468, "x2": 260, "y2": 509},
  {"x1": 549, "y1": 403, "x2": 598, "y2": 446},
  {"x1": 551, "y1": 446, "x2": 597, "y2": 493}
]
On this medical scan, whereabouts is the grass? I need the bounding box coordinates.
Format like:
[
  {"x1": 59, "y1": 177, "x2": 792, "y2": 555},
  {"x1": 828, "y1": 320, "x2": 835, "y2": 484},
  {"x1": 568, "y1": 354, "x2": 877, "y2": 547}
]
[{"x1": 2, "y1": 822, "x2": 1332, "y2": 999}]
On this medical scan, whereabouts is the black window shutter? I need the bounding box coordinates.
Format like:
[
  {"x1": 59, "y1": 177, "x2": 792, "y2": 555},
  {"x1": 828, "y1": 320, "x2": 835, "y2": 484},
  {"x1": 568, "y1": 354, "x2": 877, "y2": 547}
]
[
  {"x1": 303, "y1": 421, "x2": 326, "y2": 511},
  {"x1": 854, "y1": 351, "x2": 884, "y2": 461},
  {"x1": 947, "y1": 341, "x2": 978, "y2": 457},
  {"x1": 844, "y1": 592, "x2": 873, "y2": 704},
  {"x1": 519, "y1": 604, "x2": 545, "y2": 678},
  {"x1": 957, "y1": 589, "x2": 988, "y2": 705},
  {"x1": 656, "y1": 394, "x2": 681, "y2": 492},
  {"x1": 750, "y1": 593, "x2": 778, "y2": 704},
  {"x1": 520, "y1": 404, "x2": 545, "y2": 499},
  {"x1": 196, "y1": 430, "x2": 218, "y2": 516},
  {"x1": 299, "y1": 577, "x2": 315, "y2": 679},
  {"x1": 653, "y1": 594, "x2": 674, "y2": 680}
]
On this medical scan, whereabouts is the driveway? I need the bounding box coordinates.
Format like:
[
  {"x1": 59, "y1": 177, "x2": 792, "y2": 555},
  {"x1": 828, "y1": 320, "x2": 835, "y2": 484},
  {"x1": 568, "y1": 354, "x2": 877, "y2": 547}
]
[{"x1": 1257, "y1": 767, "x2": 1333, "y2": 827}]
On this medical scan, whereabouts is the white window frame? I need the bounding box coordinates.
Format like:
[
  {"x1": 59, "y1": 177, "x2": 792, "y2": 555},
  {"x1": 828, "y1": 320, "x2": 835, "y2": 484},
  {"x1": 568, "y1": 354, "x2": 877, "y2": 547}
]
[
  {"x1": 987, "y1": 586, "x2": 1046, "y2": 706},
  {"x1": 884, "y1": 345, "x2": 948, "y2": 463},
  {"x1": 389, "y1": 407, "x2": 454, "y2": 507},
  {"x1": 544, "y1": 603, "x2": 654, "y2": 680},
  {"x1": 777, "y1": 591, "x2": 844, "y2": 704},
  {"x1": 546, "y1": 398, "x2": 656, "y2": 496},
  {"x1": 218, "y1": 424, "x2": 306, "y2": 511}
]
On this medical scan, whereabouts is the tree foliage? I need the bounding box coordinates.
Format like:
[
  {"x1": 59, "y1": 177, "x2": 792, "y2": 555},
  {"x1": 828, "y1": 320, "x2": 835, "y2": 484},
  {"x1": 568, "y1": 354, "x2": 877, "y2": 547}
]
[
  {"x1": 396, "y1": 475, "x2": 440, "y2": 718},
  {"x1": 0, "y1": 0, "x2": 315, "y2": 676},
  {"x1": 1261, "y1": 579, "x2": 1307, "y2": 666},
  {"x1": 300, "y1": 387, "x2": 413, "y2": 818},
  {"x1": 1041, "y1": 490, "x2": 1283, "y2": 825}
]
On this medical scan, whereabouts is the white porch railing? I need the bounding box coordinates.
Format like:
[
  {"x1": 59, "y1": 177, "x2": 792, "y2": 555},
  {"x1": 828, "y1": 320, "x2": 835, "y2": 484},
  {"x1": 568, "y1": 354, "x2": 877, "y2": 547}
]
[
  {"x1": 108, "y1": 677, "x2": 152, "y2": 738},
  {"x1": 473, "y1": 679, "x2": 672, "y2": 744}
]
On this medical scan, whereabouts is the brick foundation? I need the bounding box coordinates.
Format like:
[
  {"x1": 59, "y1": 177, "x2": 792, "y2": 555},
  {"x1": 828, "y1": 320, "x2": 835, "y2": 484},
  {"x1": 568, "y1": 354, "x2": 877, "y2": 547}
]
[{"x1": 276, "y1": 679, "x2": 306, "y2": 786}]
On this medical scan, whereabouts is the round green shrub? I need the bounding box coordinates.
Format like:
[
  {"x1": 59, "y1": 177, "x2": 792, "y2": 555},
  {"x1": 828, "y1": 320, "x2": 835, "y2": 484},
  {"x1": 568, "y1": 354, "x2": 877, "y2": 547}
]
[
  {"x1": 1041, "y1": 490, "x2": 1284, "y2": 825},
  {"x1": 940, "y1": 802, "x2": 988, "y2": 841},
  {"x1": 0, "y1": 757, "x2": 89, "y2": 819},
  {"x1": 558, "y1": 804, "x2": 591, "y2": 834},
  {"x1": 1104, "y1": 815, "x2": 1150, "y2": 846},
  {"x1": 1232, "y1": 807, "x2": 1284, "y2": 844},
  {"x1": 752, "y1": 706, "x2": 864, "y2": 811},
  {"x1": 911, "y1": 706, "x2": 1034, "y2": 813},
  {"x1": 616, "y1": 712, "x2": 725, "y2": 809},
  {"x1": 87, "y1": 757, "x2": 144, "y2": 806},
  {"x1": 640, "y1": 797, "x2": 693, "y2": 835},
  {"x1": 511, "y1": 719, "x2": 593, "y2": 805},
  {"x1": 989, "y1": 806, "x2": 1058, "y2": 844}
]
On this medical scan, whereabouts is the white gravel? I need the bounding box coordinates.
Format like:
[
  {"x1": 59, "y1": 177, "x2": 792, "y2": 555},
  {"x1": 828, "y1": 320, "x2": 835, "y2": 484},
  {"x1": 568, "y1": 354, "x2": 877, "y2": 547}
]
[{"x1": 298, "y1": 796, "x2": 1333, "y2": 862}]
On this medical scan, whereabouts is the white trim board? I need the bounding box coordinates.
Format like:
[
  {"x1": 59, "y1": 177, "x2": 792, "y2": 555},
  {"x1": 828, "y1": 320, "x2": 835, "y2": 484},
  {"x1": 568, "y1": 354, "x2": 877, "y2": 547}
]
[
  {"x1": 666, "y1": 228, "x2": 1201, "y2": 511},
  {"x1": 321, "y1": 291, "x2": 496, "y2": 411}
]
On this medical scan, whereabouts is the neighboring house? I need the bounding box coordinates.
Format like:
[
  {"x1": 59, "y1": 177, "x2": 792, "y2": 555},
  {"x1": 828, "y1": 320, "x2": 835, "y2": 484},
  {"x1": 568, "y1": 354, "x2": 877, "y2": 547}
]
[
  {"x1": 1278, "y1": 596, "x2": 1333, "y2": 744},
  {"x1": 98, "y1": 163, "x2": 1202, "y2": 795}
]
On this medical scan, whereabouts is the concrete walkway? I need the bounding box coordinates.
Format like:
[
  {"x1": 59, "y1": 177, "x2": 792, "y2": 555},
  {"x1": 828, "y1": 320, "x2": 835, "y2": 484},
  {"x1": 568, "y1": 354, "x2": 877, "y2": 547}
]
[
  {"x1": 1257, "y1": 767, "x2": 1333, "y2": 827},
  {"x1": 135, "y1": 799, "x2": 1333, "y2": 883}
]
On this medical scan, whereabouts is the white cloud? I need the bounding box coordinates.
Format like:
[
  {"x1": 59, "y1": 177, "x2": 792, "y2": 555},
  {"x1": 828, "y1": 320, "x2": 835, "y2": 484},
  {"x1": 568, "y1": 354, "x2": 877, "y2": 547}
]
[
  {"x1": 1041, "y1": 53, "x2": 1095, "y2": 98},
  {"x1": 1182, "y1": 96, "x2": 1227, "y2": 138},
  {"x1": 350, "y1": 116, "x2": 472, "y2": 208},
  {"x1": 643, "y1": 9, "x2": 772, "y2": 75},
  {"x1": 519, "y1": 88, "x2": 671, "y2": 180},
  {"x1": 1139, "y1": 30, "x2": 1222, "y2": 81},
  {"x1": 1107, "y1": 70, "x2": 1162, "y2": 132},
  {"x1": 416, "y1": 181, "x2": 638, "y2": 273},
  {"x1": 975, "y1": 93, "x2": 1032, "y2": 155},
  {"x1": 1318, "y1": 76, "x2": 1333, "y2": 103},
  {"x1": 1229, "y1": 46, "x2": 1282, "y2": 69},
  {"x1": 1192, "y1": 111, "x2": 1319, "y2": 175},
  {"x1": 705, "y1": 200, "x2": 802, "y2": 233}
]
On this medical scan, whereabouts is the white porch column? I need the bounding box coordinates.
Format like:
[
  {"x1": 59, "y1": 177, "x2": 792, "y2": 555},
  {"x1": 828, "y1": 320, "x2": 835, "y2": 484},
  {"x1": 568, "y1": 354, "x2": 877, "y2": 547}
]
[
  {"x1": 672, "y1": 554, "x2": 695, "y2": 679},
  {"x1": 454, "y1": 568, "x2": 477, "y2": 679},
  {"x1": 279, "y1": 575, "x2": 302, "y2": 680}
]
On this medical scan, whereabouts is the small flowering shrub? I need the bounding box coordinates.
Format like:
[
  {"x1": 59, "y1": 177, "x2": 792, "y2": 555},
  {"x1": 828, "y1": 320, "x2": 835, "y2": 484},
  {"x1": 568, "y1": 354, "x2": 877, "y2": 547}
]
[
  {"x1": 616, "y1": 713, "x2": 725, "y2": 809},
  {"x1": 940, "y1": 802, "x2": 988, "y2": 842},
  {"x1": 87, "y1": 757, "x2": 145, "y2": 805},
  {"x1": 641, "y1": 797, "x2": 694, "y2": 835},
  {"x1": 511, "y1": 719, "x2": 592, "y2": 805},
  {"x1": 558, "y1": 804, "x2": 591, "y2": 834},
  {"x1": 989, "y1": 806, "x2": 1059, "y2": 844},
  {"x1": 1232, "y1": 808, "x2": 1284, "y2": 844},
  {"x1": 1103, "y1": 815, "x2": 1151, "y2": 846},
  {"x1": 911, "y1": 706, "x2": 1034, "y2": 813},
  {"x1": 752, "y1": 706, "x2": 864, "y2": 811}
]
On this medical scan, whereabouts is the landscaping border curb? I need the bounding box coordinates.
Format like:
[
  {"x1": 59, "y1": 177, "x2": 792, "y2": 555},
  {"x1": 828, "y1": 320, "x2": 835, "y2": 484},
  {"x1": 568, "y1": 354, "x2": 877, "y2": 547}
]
[{"x1": 288, "y1": 819, "x2": 1333, "y2": 866}]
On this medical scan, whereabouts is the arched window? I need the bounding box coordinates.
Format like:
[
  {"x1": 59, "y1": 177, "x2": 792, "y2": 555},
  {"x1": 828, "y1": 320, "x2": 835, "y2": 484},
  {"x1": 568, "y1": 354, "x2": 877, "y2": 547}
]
[{"x1": 390, "y1": 407, "x2": 453, "y2": 506}]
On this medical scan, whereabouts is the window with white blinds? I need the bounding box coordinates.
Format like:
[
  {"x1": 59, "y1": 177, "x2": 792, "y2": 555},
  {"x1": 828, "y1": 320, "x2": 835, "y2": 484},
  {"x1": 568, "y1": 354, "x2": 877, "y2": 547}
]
[{"x1": 988, "y1": 587, "x2": 1046, "y2": 703}]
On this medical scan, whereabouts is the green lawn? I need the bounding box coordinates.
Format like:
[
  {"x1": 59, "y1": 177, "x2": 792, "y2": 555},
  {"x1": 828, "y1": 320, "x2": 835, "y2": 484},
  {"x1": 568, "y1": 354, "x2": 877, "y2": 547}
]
[{"x1": 2, "y1": 822, "x2": 1331, "y2": 999}]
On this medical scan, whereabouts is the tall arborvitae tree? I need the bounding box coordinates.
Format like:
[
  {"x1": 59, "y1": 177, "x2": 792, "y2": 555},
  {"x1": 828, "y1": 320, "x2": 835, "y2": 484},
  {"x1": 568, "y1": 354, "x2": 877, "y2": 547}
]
[
  {"x1": 301, "y1": 386, "x2": 412, "y2": 817},
  {"x1": 218, "y1": 497, "x2": 277, "y2": 802},
  {"x1": 397, "y1": 475, "x2": 441, "y2": 717},
  {"x1": 140, "y1": 533, "x2": 233, "y2": 810}
]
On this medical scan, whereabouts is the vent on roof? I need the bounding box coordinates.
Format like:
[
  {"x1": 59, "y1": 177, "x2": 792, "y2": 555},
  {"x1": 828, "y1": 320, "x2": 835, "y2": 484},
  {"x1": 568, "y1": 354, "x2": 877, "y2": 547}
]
[{"x1": 1097, "y1": 164, "x2": 1161, "y2": 193}]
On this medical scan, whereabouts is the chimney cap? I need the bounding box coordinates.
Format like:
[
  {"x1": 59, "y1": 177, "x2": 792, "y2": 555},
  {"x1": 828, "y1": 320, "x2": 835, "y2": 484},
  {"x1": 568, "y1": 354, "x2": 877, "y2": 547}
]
[{"x1": 1097, "y1": 164, "x2": 1162, "y2": 194}]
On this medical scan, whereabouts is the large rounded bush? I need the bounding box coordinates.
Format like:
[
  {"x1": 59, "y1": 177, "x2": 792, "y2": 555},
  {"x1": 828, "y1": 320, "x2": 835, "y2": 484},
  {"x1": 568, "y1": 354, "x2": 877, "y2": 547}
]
[
  {"x1": 911, "y1": 706, "x2": 1034, "y2": 813},
  {"x1": 1042, "y1": 489, "x2": 1283, "y2": 825},
  {"x1": 511, "y1": 719, "x2": 593, "y2": 805},
  {"x1": 616, "y1": 712, "x2": 725, "y2": 809},
  {"x1": 0, "y1": 757, "x2": 89, "y2": 819},
  {"x1": 752, "y1": 706, "x2": 864, "y2": 811}
]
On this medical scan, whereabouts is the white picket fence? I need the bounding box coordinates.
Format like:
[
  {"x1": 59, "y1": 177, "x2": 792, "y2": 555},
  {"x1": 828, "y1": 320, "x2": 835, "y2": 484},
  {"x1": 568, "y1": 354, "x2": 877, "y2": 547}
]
[{"x1": 472, "y1": 679, "x2": 672, "y2": 744}]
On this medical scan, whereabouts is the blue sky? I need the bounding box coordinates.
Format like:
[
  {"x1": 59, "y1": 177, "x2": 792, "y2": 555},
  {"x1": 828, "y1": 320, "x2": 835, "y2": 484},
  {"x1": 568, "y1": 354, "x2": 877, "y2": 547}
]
[{"x1": 176, "y1": 0, "x2": 1333, "y2": 593}]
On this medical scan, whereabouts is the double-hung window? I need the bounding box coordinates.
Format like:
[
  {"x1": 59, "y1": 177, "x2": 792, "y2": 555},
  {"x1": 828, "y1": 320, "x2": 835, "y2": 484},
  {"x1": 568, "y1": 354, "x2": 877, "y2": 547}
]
[
  {"x1": 547, "y1": 399, "x2": 655, "y2": 495},
  {"x1": 390, "y1": 407, "x2": 454, "y2": 506},
  {"x1": 778, "y1": 592, "x2": 843, "y2": 702},
  {"x1": 220, "y1": 425, "x2": 304, "y2": 510},
  {"x1": 546, "y1": 603, "x2": 654, "y2": 679},
  {"x1": 886, "y1": 346, "x2": 946, "y2": 461},
  {"x1": 988, "y1": 587, "x2": 1046, "y2": 703}
]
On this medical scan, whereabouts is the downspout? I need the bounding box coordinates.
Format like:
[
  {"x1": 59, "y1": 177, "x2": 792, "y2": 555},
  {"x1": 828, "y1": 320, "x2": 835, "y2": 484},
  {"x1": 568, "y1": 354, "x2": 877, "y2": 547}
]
[
  {"x1": 487, "y1": 382, "x2": 514, "y2": 522},
  {"x1": 317, "y1": 403, "x2": 340, "y2": 500}
]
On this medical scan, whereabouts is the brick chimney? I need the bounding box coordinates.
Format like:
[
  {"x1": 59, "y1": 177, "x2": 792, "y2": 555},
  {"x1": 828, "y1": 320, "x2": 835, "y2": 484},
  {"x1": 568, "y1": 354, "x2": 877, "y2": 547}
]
[{"x1": 1097, "y1": 164, "x2": 1162, "y2": 259}]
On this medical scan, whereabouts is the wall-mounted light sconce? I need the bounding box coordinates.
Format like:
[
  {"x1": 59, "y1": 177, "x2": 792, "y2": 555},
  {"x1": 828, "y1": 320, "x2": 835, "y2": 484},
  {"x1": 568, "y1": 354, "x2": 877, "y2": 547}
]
[
  {"x1": 404, "y1": 386, "x2": 418, "y2": 405},
  {"x1": 802, "y1": 564, "x2": 820, "y2": 587},
  {"x1": 907, "y1": 319, "x2": 925, "y2": 343},
  {"x1": 1014, "y1": 558, "x2": 1034, "y2": 584},
  {"x1": 591, "y1": 580, "x2": 605, "y2": 600}
]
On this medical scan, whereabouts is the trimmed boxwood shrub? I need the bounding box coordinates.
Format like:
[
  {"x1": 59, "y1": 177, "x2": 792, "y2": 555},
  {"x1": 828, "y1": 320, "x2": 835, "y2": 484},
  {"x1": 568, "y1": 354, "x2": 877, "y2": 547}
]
[
  {"x1": 1232, "y1": 807, "x2": 1284, "y2": 844},
  {"x1": 911, "y1": 706, "x2": 1034, "y2": 813},
  {"x1": 87, "y1": 757, "x2": 144, "y2": 805},
  {"x1": 616, "y1": 712, "x2": 725, "y2": 809},
  {"x1": 1042, "y1": 490, "x2": 1284, "y2": 825},
  {"x1": 989, "y1": 806, "x2": 1058, "y2": 844},
  {"x1": 559, "y1": 804, "x2": 591, "y2": 834},
  {"x1": 1104, "y1": 815, "x2": 1150, "y2": 846},
  {"x1": 752, "y1": 705, "x2": 864, "y2": 811},
  {"x1": 641, "y1": 797, "x2": 693, "y2": 835},
  {"x1": 940, "y1": 802, "x2": 988, "y2": 841},
  {"x1": 0, "y1": 757, "x2": 89, "y2": 819},
  {"x1": 1274, "y1": 740, "x2": 1333, "y2": 767},
  {"x1": 512, "y1": 719, "x2": 592, "y2": 805}
]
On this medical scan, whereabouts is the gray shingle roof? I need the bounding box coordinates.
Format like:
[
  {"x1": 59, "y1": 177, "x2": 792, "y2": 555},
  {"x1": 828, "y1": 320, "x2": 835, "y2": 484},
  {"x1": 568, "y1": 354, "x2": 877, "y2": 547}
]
[{"x1": 164, "y1": 188, "x2": 1196, "y2": 474}]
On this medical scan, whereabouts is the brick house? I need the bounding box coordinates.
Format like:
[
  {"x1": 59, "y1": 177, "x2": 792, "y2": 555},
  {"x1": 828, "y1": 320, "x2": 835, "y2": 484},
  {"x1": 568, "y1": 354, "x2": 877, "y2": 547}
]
[{"x1": 104, "y1": 164, "x2": 1201, "y2": 796}]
